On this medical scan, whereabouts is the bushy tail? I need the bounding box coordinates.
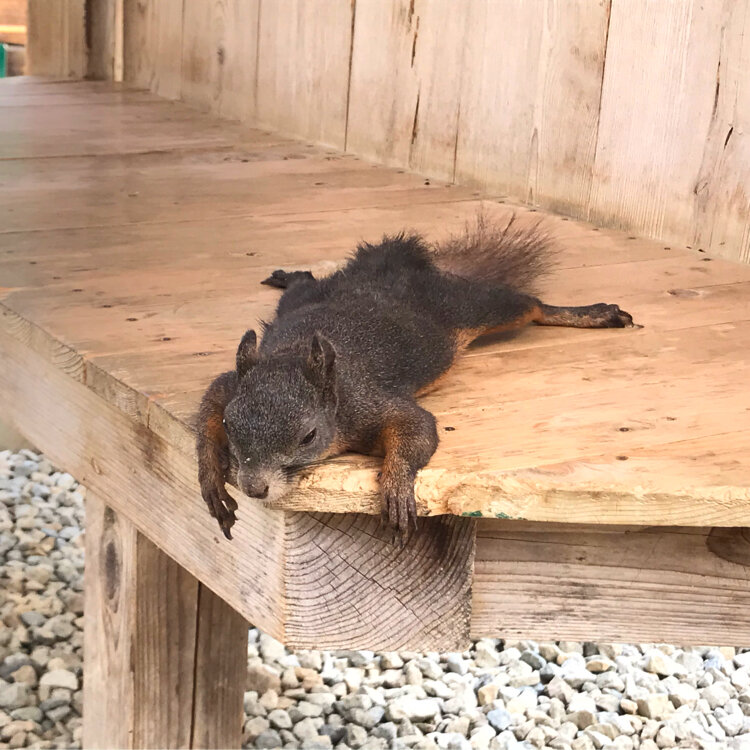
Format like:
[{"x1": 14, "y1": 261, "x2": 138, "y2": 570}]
[{"x1": 431, "y1": 212, "x2": 555, "y2": 294}]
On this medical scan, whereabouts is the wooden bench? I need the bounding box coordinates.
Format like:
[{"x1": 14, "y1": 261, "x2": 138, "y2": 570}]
[{"x1": 1, "y1": 78, "x2": 749, "y2": 748}]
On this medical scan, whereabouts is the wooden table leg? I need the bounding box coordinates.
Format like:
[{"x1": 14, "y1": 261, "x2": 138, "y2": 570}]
[{"x1": 83, "y1": 495, "x2": 248, "y2": 749}]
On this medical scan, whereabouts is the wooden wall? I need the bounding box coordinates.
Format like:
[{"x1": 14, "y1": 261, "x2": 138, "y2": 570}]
[
  {"x1": 28, "y1": 0, "x2": 750, "y2": 264},
  {"x1": 26, "y1": 0, "x2": 86, "y2": 78}
]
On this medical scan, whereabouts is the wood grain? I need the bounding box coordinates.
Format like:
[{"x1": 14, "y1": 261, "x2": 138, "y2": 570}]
[
  {"x1": 472, "y1": 519, "x2": 750, "y2": 644},
  {"x1": 180, "y1": 0, "x2": 260, "y2": 120},
  {"x1": 456, "y1": 0, "x2": 609, "y2": 213},
  {"x1": 589, "y1": 0, "x2": 750, "y2": 263},
  {"x1": 84, "y1": 495, "x2": 246, "y2": 748},
  {"x1": 284, "y1": 513, "x2": 476, "y2": 651},
  {"x1": 83, "y1": 495, "x2": 137, "y2": 749},
  {"x1": 123, "y1": 0, "x2": 184, "y2": 99},
  {"x1": 190, "y1": 586, "x2": 248, "y2": 748},
  {"x1": 26, "y1": 0, "x2": 86, "y2": 78},
  {"x1": 255, "y1": 0, "x2": 352, "y2": 147},
  {"x1": 86, "y1": 0, "x2": 124, "y2": 81},
  {"x1": 690, "y1": 0, "x2": 750, "y2": 263}
]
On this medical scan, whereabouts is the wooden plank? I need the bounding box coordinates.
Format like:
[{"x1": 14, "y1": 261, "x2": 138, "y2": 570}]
[
  {"x1": 284, "y1": 512, "x2": 476, "y2": 651},
  {"x1": 345, "y1": 0, "x2": 469, "y2": 178},
  {"x1": 83, "y1": 494, "x2": 138, "y2": 749},
  {"x1": 83, "y1": 495, "x2": 245, "y2": 748},
  {"x1": 180, "y1": 0, "x2": 260, "y2": 122},
  {"x1": 454, "y1": 0, "x2": 609, "y2": 211},
  {"x1": 0, "y1": 78, "x2": 148, "y2": 100},
  {"x1": 0, "y1": 146, "x2": 463, "y2": 233},
  {"x1": 472, "y1": 519, "x2": 750, "y2": 644},
  {"x1": 26, "y1": 0, "x2": 86, "y2": 78},
  {"x1": 691, "y1": 0, "x2": 750, "y2": 263},
  {"x1": 0, "y1": 320, "x2": 288, "y2": 639},
  {"x1": 255, "y1": 0, "x2": 352, "y2": 148},
  {"x1": 345, "y1": 0, "x2": 422, "y2": 167},
  {"x1": 87, "y1": 0, "x2": 124, "y2": 81},
  {"x1": 190, "y1": 586, "x2": 248, "y2": 748},
  {"x1": 0, "y1": 99, "x2": 240, "y2": 159},
  {"x1": 589, "y1": 0, "x2": 750, "y2": 263},
  {"x1": 346, "y1": 0, "x2": 609, "y2": 197},
  {"x1": 131, "y1": 529, "x2": 199, "y2": 747},
  {"x1": 123, "y1": 0, "x2": 184, "y2": 99}
]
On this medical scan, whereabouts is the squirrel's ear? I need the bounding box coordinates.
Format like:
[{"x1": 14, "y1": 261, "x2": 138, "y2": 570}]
[
  {"x1": 306, "y1": 332, "x2": 336, "y2": 394},
  {"x1": 236, "y1": 329, "x2": 258, "y2": 378}
]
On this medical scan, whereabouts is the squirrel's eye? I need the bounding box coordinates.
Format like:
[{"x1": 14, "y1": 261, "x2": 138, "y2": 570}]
[{"x1": 300, "y1": 428, "x2": 317, "y2": 446}]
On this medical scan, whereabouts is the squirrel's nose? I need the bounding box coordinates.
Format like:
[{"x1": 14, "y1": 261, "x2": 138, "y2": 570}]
[
  {"x1": 239, "y1": 470, "x2": 271, "y2": 500},
  {"x1": 247, "y1": 482, "x2": 269, "y2": 499},
  {"x1": 248, "y1": 484, "x2": 268, "y2": 500}
]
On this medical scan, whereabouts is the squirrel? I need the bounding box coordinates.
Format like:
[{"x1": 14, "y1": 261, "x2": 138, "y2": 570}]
[{"x1": 196, "y1": 215, "x2": 634, "y2": 542}]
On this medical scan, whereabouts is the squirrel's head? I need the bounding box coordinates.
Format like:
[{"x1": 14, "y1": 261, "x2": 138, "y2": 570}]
[{"x1": 223, "y1": 329, "x2": 338, "y2": 505}]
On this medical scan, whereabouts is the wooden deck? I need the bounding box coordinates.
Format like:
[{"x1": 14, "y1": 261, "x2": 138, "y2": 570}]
[
  {"x1": 3, "y1": 76, "x2": 750, "y2": 747},
  {"x1": 3, "y1": 79, "x2": 749, "y2": 524},
  {"x1": 2, "y1": 81, "x2": 750, "y2": 745}
]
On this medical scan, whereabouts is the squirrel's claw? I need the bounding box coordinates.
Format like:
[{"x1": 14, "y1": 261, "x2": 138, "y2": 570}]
[
  {"x1": 381, "y1": 485, "x2": 419, "y2": 547},
  {"x1": 201, "y1": 481, "x2": 237, "y2": 541}
]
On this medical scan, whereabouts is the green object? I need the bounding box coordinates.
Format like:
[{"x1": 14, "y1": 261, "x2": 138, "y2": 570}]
[{"x1": 0, "y1": 44, "x2": 6, "y2": 78}]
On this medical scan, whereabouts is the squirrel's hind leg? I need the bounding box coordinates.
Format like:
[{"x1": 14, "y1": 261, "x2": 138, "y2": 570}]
[
  {"x1": 444, "y1": 277, "x2": 636, "y2": 347},
  {"x1": 536, "y1": 302, "x2": 635, "y2": 328}
]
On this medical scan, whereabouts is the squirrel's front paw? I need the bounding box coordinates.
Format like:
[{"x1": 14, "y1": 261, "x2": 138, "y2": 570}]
[
  {"x1": 201, "y1": 481, "x2": 238, "y2": 540},
  {"x1": 260, "y1": 269, "x2": 290, "y2": 288},
  {"x1": 381, "y1": 477, "x2": 419, "y2": 545}
]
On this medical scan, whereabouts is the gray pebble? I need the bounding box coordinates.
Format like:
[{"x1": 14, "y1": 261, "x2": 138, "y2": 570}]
[{"x1": 256, "y1": 729, "x2": 283, "y2": 748}]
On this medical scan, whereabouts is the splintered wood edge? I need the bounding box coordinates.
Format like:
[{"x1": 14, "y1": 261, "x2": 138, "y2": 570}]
[
  {"x1": 2, "y1": 301, "x2": 749, "y2": 527},
  {"x1": 282, "y1": 459, "x2": 750, "y2": 526}
]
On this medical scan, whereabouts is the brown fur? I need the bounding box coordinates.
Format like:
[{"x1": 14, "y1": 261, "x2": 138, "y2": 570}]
[{"x1": 432, "y1": 213, "x2": 554, "y2": 294}]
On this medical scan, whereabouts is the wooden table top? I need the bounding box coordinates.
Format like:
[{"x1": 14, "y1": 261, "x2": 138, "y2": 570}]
[{"x1": 2, "y1": 78, "x2": 749, "y2": 527}]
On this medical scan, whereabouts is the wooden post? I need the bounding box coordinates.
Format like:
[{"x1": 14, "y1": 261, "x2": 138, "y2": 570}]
[{"x1": 84, "y1": 495, "x2": 247, "y2": 749}]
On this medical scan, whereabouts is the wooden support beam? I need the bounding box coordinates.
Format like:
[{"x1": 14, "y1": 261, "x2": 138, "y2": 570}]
[
  {"x1": 473, "y1": 519, "x2": 750, "y2": 645},
  {"x1": 284, "y1": 512, "x2": 476, "y2": 651},
  {"x1": 84, "y1": 494, "x2": 247, "y2": 748}
]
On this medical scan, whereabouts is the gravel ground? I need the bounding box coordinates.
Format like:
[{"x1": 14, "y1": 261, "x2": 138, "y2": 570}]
[{"x1": 2, "y1": 449, "x2": 750, "y2": 750}]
